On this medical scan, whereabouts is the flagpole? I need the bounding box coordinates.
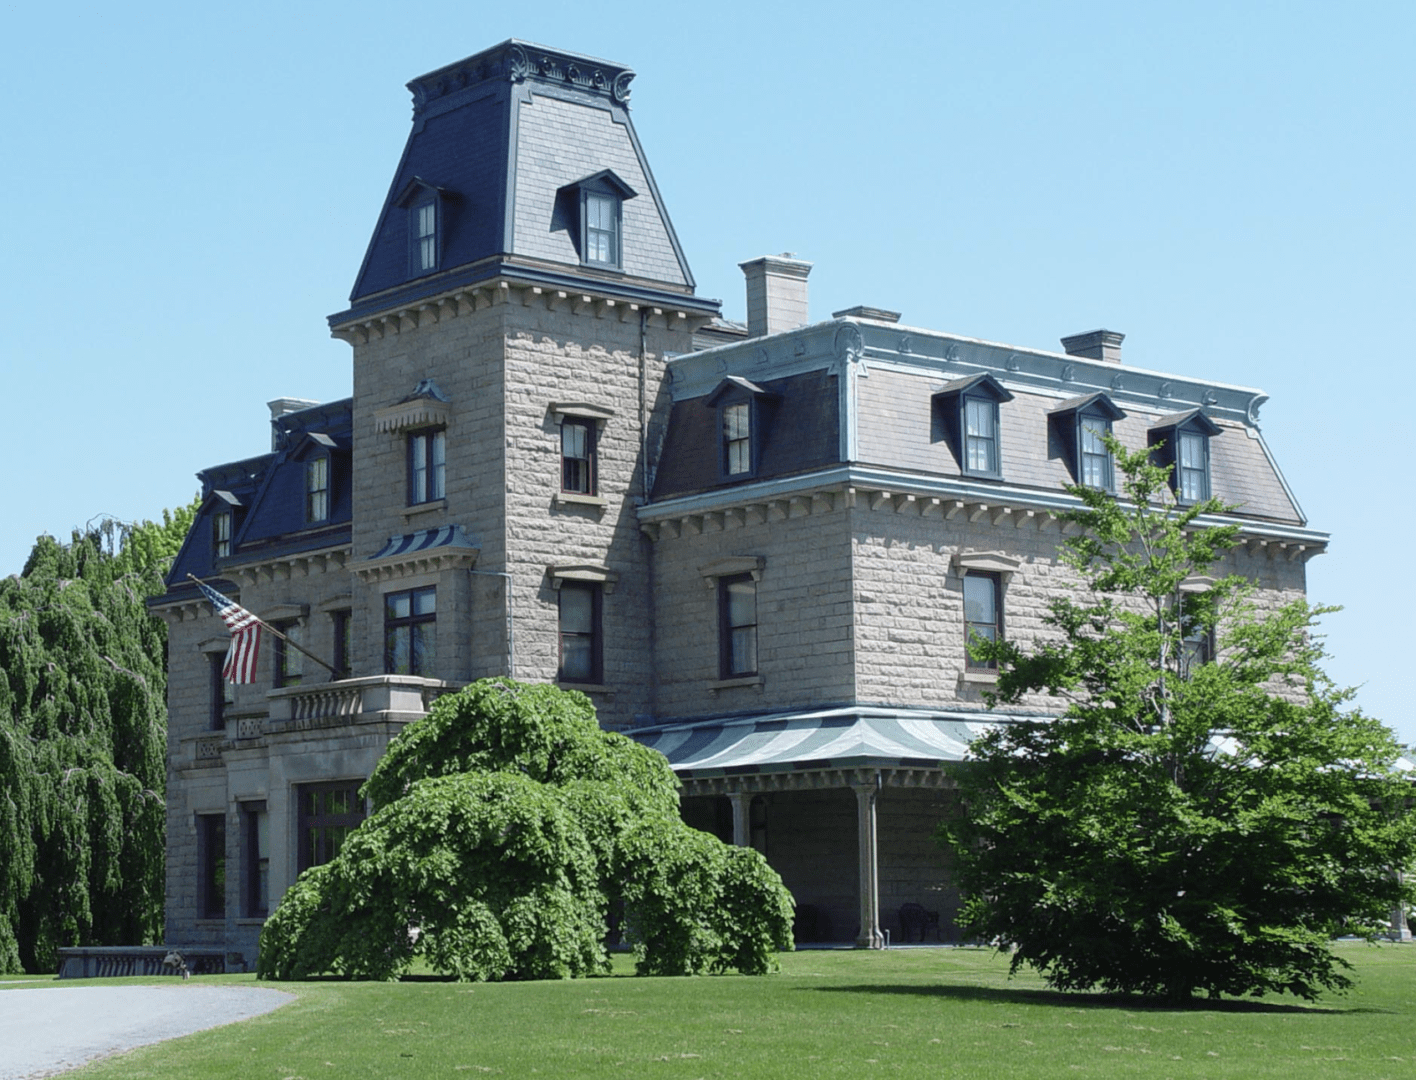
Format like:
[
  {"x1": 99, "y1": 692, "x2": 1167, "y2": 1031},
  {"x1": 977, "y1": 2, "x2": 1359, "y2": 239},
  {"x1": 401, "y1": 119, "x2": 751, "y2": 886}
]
[{"x1": 187, "y1": 573, "x2": 344, "y2": 677}]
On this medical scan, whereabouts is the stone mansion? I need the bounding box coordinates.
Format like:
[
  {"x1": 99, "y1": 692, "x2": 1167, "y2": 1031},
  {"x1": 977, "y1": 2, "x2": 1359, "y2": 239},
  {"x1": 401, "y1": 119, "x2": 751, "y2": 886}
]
[{"x1": 153, "y1": 40, "x2": 1325, "y2": 966}]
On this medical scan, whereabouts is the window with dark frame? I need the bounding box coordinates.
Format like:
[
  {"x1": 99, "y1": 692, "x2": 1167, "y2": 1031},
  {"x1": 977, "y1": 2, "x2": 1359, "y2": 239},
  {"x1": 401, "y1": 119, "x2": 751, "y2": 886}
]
[
  {"x1": 723, "y1": 402, "x2": 752, "y2": 476},
  {"x1": 584, "y1": 191, "x2": 619, "y2": 267},
  {"x1": 413, "y1": 201, "x2": 437, "y2": 273},
  {"x1": 560, "y1": 418, "x2": 595, "y2": 495},
  {"x1": 208, "y1": 653, "x2": 232, "y2": 730},
  {"x1": 385, "y1": 587, "x2": 436, "y2": 676},
  {"x1": 198, "y1": 813, "x2": 226, "y2": 920},
  {"x1": 718, "y1": 573, "x2": 758, "y2": 678},
  {"x1": 1177, "y1": 431, "x2": 1209, "y2": 503},
  {"x1": 1079, "y1": 417, "x2": 1114, "y2": 490},
  {"x1": 212, "y1": 511, "x2": 231, "y2": 558},
  {"x1": 408, "y1": 428, "x2": 446, "y2": 505},
  {"x1": 963, "y1": 571, "x2": 1002, "y2": 671},
  {"x1": 557, "y1": 581, "x2": 601, "y2": 684},
  {"x1": 273, "y1": 621, "x2": 304, "y2": 688},
  {"x1": 306, "y1": 457, "x2": 329, "y2": 523},
  {"x1": 964, "y1": 396, "x2": 999, "y2": 476},
  {"x1": 242, "y1": 803, "x2": 269, "y2": 918},
  {"x1": 332, "y1": 609, "x2": 352, "y2": 677},
  {"x1": 297, "y1": 782, "x2": 364, "y2": 873}
]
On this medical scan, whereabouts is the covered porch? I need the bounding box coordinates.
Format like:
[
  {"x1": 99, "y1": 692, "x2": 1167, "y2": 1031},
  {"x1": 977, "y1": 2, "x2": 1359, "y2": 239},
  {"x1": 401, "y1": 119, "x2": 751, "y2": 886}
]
[{"x1": 632, "y1": 706, "x2": 1015, "y2": 948}]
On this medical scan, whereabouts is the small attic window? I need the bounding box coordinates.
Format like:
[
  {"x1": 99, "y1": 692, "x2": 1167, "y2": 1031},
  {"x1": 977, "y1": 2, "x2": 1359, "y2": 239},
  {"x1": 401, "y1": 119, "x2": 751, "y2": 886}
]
[
  {"x1": 705, "y1": 376, "x2": 779, "y2": 481},
  {"x1": 932, "y1": 373, "x2": 1015, "y2": 481},
  {"x1": 1049, "y1": 393, "x2": 1127, "y2": 492},
  {"x1": 557, "y1": 171, "x2": 637, "y2": 271},
  {"x1": 1149, "y1": 410, "x2": 1223, "y2": 505},
  {"x1": 394, "y1": 177, "x2": 452, "y2": 280}
]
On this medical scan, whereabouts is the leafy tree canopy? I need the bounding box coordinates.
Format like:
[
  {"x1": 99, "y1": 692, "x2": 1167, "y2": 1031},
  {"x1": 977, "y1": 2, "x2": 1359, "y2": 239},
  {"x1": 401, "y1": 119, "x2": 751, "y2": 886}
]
[
  {"x1": 258, "y1": 679, "x2": 794, "y2": 981},
  {"x1": 940, "y1": 439, "x2": 1416, "y2": 1002},
  {"x1": 0, "y1": 505, "x2": 196, "y2": 973}
]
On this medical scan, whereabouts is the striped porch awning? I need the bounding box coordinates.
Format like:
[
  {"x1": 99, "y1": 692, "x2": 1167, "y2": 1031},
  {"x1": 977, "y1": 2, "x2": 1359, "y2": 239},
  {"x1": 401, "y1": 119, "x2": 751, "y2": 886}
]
[
  {"x1": 359, "y1": 525, "x2": 481, "y2": 582},
  {"x1": 629, "y1": 707, "x2": 1028, "y2": 778}
]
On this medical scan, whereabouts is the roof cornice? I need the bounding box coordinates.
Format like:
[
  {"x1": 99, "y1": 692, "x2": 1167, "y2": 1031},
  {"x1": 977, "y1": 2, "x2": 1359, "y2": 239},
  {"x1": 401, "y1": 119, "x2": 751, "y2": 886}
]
[
  {"x1": 637, "y1": 464, "x2": 1329, "y2": 555},
  {"x1": 408, "y1": 40, "x2": 634, "y2": 119}
]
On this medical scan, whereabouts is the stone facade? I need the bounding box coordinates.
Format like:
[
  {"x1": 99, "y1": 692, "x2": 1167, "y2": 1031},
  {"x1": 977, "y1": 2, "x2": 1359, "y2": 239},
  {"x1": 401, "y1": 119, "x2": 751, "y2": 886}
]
[{"x1": 154, "y1": 39, "x2": 1328, "y2": 962}]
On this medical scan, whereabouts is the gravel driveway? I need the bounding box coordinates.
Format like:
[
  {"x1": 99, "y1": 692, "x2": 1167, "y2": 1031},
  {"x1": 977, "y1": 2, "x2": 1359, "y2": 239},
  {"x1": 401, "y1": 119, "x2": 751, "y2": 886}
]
[{"x1": 0, "y1": 983, "x2": 293, "y2": 1079}]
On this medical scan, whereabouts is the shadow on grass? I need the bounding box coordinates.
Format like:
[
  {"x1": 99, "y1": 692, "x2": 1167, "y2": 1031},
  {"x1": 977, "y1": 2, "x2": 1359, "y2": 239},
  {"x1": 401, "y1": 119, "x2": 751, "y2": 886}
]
[{"x1": 806, "y1": 982, "x2": 1390, "y2": 1015}]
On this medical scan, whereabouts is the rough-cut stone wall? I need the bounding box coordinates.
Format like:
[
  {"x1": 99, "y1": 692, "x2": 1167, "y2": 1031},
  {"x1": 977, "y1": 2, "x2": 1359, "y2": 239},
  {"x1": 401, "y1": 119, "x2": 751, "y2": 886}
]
[
  {"x1": 650, "y1": 501, "x2": 856, "y2": 721},
  {"x1": 500, "y1": 305, "x2": 691, "y2": 728}
]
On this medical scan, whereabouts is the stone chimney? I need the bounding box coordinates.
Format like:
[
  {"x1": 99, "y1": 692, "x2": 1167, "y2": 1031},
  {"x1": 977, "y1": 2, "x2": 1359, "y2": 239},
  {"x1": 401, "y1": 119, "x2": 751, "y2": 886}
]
[
  {"x1": 1060, "y1": 329, "x2": 1124, "y2": 364},
  {"x1": 268, "y1": 397, "x2": 320, "y2": 450},
  {"x1": 740, "y1": 254, "x2": 812, "y2": 338}
]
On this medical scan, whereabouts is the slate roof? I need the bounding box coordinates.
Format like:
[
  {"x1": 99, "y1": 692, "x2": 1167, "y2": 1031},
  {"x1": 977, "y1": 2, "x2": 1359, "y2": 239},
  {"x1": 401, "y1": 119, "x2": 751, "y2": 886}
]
[{"x1": 332, "y1": 40, "x2": 718, "y2": 328}]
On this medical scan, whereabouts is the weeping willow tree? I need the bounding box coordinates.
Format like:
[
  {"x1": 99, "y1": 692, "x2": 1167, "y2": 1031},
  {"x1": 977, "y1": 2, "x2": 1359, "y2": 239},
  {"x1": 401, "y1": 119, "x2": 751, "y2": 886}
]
[{"x1": 0, "y1": 504, "x2": 195, "y2": 973}]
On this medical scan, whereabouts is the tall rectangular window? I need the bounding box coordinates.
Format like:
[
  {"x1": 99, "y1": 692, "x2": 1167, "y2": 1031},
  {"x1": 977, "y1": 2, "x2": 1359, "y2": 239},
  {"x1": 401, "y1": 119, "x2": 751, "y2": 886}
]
[
  {"x1": 274, "y1": 621, "x2": 304, "y2": 688},
  {"x1": 306, "y1": 457, "x2": 329, "y2": 522},
  {"x1": 558, "y1": 582, "x2": 601, "y2": 684},
  {"x1": 963, "y1": 571, "x2": 1002, "y2": 671},
  {"x1": 297, "y1": 782, "x2": 364, "y2": 873},
  {"x1": 332, "y1": 609, "x2": 352, "y2": 677},
  {"x1": 561, "y1": 419, "x2": 595, "y2": 495},
  {"x1": 964, "y1": 397, "x2": 998, "y2": 475},
  {"x1": 1177, "y1": 432, "x2": 1209, "y2": 503},
  {"x1": 408, "y1": 429, "x2": 446, "y2": 505},
  {"x1": 208, "y1": 653, "x2": 232, "y2": 730},
  {"x1": 1080, "y1": 420, "x2": 1113, "y2": 490},
  {"x1": 416, "y1": 202, "x2": 437, "y2": 272},
  {"x1": 723, "y1": 402, "x2": 751, "y2": 476},
  {"x1": 242, "y1": 803, "x2": 269, "y2": 918},
  {"x1": 198, "y1": 813, "x2": 226, "y2": 920},
  {"x1": 385, "y1": 587, "x2": 436, "y2": 676},
  {"x1": 585, "y1": 192, "x2": 618, "y2": 266},
  {"x1": 212, "y1": 511, "x2": 231, "y2": 558},
  {"x1": 719, "y1": 573, "x2": 758, "y2": 678}
]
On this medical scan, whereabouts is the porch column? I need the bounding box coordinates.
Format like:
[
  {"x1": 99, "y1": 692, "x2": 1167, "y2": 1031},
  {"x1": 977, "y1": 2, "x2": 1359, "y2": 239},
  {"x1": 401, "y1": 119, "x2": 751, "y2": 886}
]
[
  {"x1": 728, "y1": 792, "x2": 751, "y2": 847},
  {"x1": 852, "y1": 774, "x2": 883, "y2": 949}
]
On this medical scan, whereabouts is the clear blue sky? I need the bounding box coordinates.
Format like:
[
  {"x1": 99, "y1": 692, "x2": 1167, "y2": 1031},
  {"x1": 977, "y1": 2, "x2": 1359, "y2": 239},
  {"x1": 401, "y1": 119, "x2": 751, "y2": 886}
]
[{"x1": 2, "y1": 2, "x2": 1411, "y2": 741}]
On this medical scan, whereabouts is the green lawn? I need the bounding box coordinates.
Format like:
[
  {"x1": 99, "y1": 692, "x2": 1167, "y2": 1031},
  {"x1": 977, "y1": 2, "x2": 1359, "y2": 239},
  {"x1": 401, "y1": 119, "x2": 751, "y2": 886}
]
[{"x1": 22, "y1": 944, "x2": 1416, "y2": 1079}]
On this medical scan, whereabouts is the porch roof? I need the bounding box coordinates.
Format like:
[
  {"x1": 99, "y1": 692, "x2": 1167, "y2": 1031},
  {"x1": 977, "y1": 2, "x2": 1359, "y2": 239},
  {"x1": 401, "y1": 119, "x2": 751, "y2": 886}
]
[{"x1": 629, "y1": 707, "x2": 1031, "y2": 778}]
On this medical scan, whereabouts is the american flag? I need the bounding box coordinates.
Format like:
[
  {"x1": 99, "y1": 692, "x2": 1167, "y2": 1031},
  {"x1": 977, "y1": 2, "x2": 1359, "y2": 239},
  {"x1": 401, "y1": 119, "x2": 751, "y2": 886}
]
[{"x1": 194, "y1": 580, "x2": 263, "y2": 684}]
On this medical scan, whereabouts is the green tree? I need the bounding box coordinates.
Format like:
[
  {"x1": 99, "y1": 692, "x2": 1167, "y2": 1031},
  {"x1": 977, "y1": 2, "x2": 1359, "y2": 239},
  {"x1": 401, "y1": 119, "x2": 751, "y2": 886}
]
[
  {"x1": 0, "y1": 505, "x2": 196, "y2": 973},
  {"x1": 258, "y1": 679, "x2": 793, "y2": 981},
  {"x1": 940, "y1": 439, "x2": 1415, "y2": 1001}
]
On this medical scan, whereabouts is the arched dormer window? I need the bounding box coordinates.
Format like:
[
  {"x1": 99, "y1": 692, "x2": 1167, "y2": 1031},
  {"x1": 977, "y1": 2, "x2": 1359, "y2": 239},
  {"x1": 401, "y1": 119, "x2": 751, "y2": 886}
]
[
  {"x1": 556, "y1": 170, "x2": 637, "y2": 271},
  {"x1": 1149, "y1": 410, "x2": 1223, "y2": 505},
  {"x1": 394, "y1": 177, "x2": 453, "y2": 279},
  {"x1": 1048, "y1": 392, "x2": 1127, "y2": 491},
  {"x1": 932, "y1": 373, "x2": 1015, "y2": 481}
]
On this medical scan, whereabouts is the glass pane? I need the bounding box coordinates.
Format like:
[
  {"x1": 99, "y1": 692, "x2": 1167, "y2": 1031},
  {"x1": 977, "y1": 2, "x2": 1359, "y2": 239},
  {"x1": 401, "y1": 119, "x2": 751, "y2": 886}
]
[
  {"x1": 431, "y1": 430, "x2": 446, "y2": 466},
  {"x1": 419, "y1": 204, "x2": 435, "y2": 238},
  {"x1": 387, "y1": 625, "x2": 410, "y2": 674},
  {"x1": 965, "y1": 399, "x2": 993, "y2": 438},
  {"x1": 561, "y1": 635, "x2": 592, "y2": 681},
  {"x1": 963, "y1": 575, "x2": 996, "y2": 624},
  {"x1": 560, "y1": 586, "x2": 593, "y2": 633},
  {"x1": 562, "y1": 422, "x2": 587, "y2": 459},
  {"x1": 412, "y1": 624, "x2": 435, "y2": 676},
  {"x1": 724, "y1": 403, "x2": 749, "y2": 440},
  {"x1": 414, "y1": 588, "x2": 436, "y2": 616},
  {"x1": 726, "y1": 578, "x2": 756, "y2": 628},
  {"x1": 1081, "y1": 422, "x2": 1107, "y2": 455},
  {"x1": 1180, "y1": 433, "x2": 1202, "y2": 469},
  {"x1": 731, "y1": 626, "x2": 757, "y2": 674},
  {"x1": 388, "y1": 593, "x2": 411, "y2": 619}
]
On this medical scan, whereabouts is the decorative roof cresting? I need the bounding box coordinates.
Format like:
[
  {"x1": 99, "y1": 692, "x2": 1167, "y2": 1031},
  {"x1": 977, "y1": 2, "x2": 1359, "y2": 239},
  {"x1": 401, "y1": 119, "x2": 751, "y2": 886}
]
[{"x1": 407, "y1": 40, "x2": 635, "y2": 115}]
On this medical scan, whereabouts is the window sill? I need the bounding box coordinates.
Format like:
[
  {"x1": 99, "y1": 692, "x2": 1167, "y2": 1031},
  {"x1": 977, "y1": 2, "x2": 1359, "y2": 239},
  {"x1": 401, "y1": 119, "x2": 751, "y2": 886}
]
[
  {"x1": 710, "y1": 675, "x2": 764, "y2": 694},
  {"x1": 559, "y1": 682, "x2": 614, "y2": 697},
  {"x1": 404, "y1": 499, "x2": 447, "y2": 520},
  {"x1": 235, "y1": 917, "x2": 267, "y2": 926},
  {"x1": 555, "y1": 492, "x2": 607, "y2": 509},
  {"x1": 961, "y1": 670, "x2": 998, "y2": 685}
]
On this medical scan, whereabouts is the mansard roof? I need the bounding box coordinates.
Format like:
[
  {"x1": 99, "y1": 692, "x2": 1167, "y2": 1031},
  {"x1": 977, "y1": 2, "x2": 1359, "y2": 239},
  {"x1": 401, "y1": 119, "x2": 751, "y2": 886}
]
[{"x1": 333, "y1": 40, "x2": 716, "y2": 327}]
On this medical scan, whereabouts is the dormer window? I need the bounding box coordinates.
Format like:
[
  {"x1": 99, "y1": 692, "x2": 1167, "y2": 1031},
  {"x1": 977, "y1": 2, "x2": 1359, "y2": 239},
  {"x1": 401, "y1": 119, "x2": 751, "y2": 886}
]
[
  {"x1": 1049, "y1": 393, "x2": 1127, "y2": 492},
  {"x1": 394, "y1": 177, "x2": 452, "y2": 280},
  {"x1": 932, "y1": 373, "x2": 1014, "y2": 481},
  {"x1": 557, "y1": 170, "x2": 636, "y2": 272},
  {"x1": 705, "y1": 376, "x2": 779, "y2": 482},
  {"x1": 212, "y1": 512, "x2": 231, "y2": 559},
  {"x1": 1149, "y1": 410, "x2": 1222, "y2": 505},
  {"x1": 414, "y1": 201, "x2": 437, "y2": 273},
  {"x1": 306, "y1": 457, "x2": 329, "y2": 523}
]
